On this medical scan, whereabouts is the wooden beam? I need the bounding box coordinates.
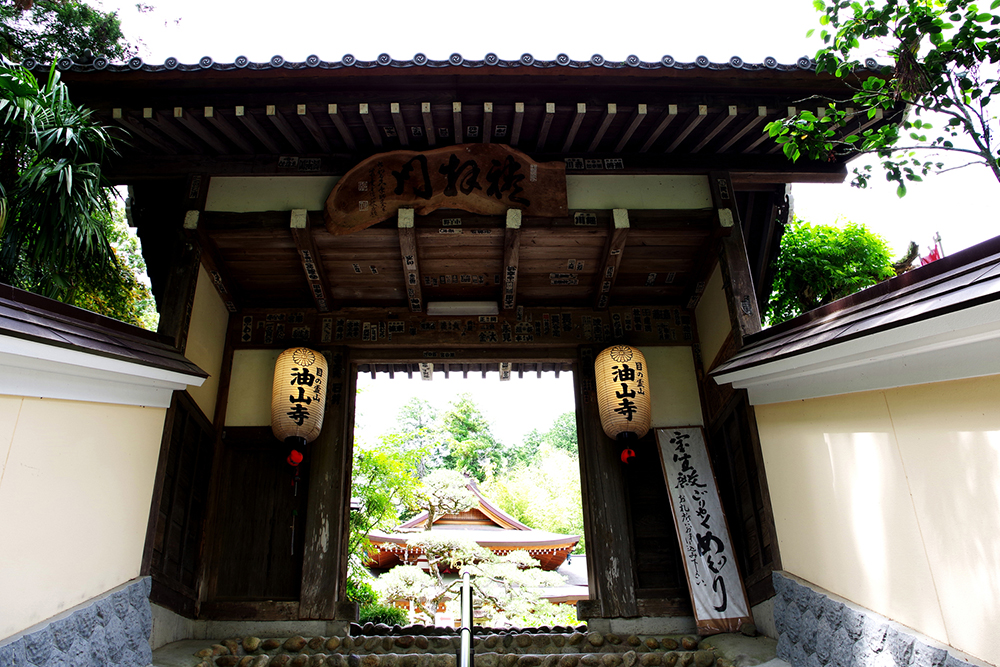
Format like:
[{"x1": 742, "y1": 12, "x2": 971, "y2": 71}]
[
  {"x1": 711, "y1": 171, "x2": 762, "y2": 345},
  {"x1": 300, "y1": 349, "x2": 355, "y2": 619},
  {"x1": 452, "y1": 102, "x2": 463, "y2": 144},
  {"x1": 359, "y1": 103, "x2": 382, "y2": 147},
  {"x1": 561, "y1": 103, "x2": 587, "y2": 153},
  {"x1": 290, "y1": 209, "x2": 333, "y2": 312},
  {"x1": 483, "y1": 102, "x2": 493, "y2": 144},
  {"x1": 718, "y1": 106, "x2": 768, "y2": 153},
  {"x1": 502, "y1": 209, "x2": 521, "y2": 310},
  {"x1": 587, "y1": 103, "x2": 617, "y2": 152},
  {"x1": 143, "y1": 108, "x2": 200, "y2": 152},
  {"x1": 328, "y1": 104, "x2": 356, "y2": 151},
  {"x1": 665, "y1": 104, "x2": 708, "y2": 152},
  {"x1": 639, "y1": 104, "x2": 678, "y2": 152},
  {"x1": 390, "y1": 103, "x2": 408, "y2": 147},
  {"x1": 421, "y1": 102, "x2": 436, "y2": 147},
  {"x1": 267, "y1": 105, "x2": 306, "y2": 153},
  {"x1": 297, "y1": 104, "x2": 332, "y2": 153},
  {"x1": 182, "y1": 210, "x2": 238, "y2": 313},
  {"x1": 510, "y1": 102, "x2": 525, "y2": 148},
  {"x1": 594, "y1": 209, "x2": 630, "y2": 309},
  {"x1": 536, "y1": 102, "x2": 555, "y2": 150},
  {"x1": 113, "y1": 109, "x2": 178, "y2": 154},
  {"x1": 203, "y1": 107, "x2": 256, "y2": 153},
  {"x1": 614, "y1": 103, "x2": 646, "y2": 153},
  {"x1": 172, "y1": 107, "x2": 230, "y2": 154},
  {"x1": 397, "y1": 208, "x2": 423, "y2": 313},
  {"x1": 236, "y1": 106, "x2": 281, "y2": 153},
  {"x1": 573, "y1": 346, "x2": 639, "y2": 619},
  {"x1": 691, "y1": 105, "x2": 738, "y2": 153}
]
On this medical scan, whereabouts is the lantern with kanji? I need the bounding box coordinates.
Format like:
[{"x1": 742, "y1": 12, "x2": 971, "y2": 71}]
[
  {"x1": 594, "y1": 345, "x2": 651, "y2": 458},
  {"x1": 271, "y1": 347, "x2": 328, "y2": 455}
]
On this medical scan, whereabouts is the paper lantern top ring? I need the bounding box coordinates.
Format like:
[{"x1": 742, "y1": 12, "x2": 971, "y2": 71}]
[
  {"x1": 271, "y1": 347, "x2": 329, "y2": 446},
  {"x1": 594, "y1": 344, "x2": 651, "y2": 443}
]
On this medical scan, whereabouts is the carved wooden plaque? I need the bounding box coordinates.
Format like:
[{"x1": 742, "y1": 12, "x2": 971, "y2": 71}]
[{"x1": 324, "y1": 144, "x2": 567, "y2": 235}]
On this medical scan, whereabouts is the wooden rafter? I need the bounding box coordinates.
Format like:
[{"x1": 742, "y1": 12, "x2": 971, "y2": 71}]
[
  {"x1": 398, "y1": 208, "x2": 423, "y2": 312},
  {"x1": 143, "y1": 108, "x2": 199, "y2": 152},
  {"x1": 203, "y1": 107, "x2": 255, "y2": 153},
  {"x1": 595, "y1": 209, "x2": 630, "y2": 309},
  {"x1": 360, "y1": 103, "x2": 382, "y2": 147},
  {"x1": 236, "y1": 106, "x2": 281, "y2": 153},
  {"x1": 666, "y1": 105, "x2": 708, "y2": 152},
  {"x1": 327, "y1": 104, "x2": 356, "y2": 150},
  {"x1": 452, "y1": 102, "x2": 463, "y2": 143},
  {"x1": 561, "y1": 103, "x2": 587, "y2": 152},
  {"x1": 614, "y1": 104, "x2": 647, "y2": 152},
  {"x1": 172, "y1": 107, "x2": 229, "y2": 154},
  {"x1": 691, "y1": 105, "x2": 738, "y2": 153},
  {"x1": 183, "y1": 210, "x2": 238, "y2": 312},
  {"x1": 266, "y1": 105, "x2": 306, "y2": 153},
  {"x1": 587, "y1": 103, "x2": 617, "y2": 152},
  {"x1": 483, "y1": 102, "x2": 493, "y2": 144},
  {"x1": 289, "y1": 209, "x2": 333, "y2": 312},
  {"x1": 639, "y1": 104, "x2": 678, "y2": 152},
  {"x1": 391, "y1": 103, "x2": 408, "y2": 147},
  {"x1": 297, "y1": 104, "x2": 332, "y2": 152},
  {"x1": 536, "y1": 102, "x2": 555, "y2": 150},
  {"x1": 510, "y1": 102, "x2": 525, "y2": 148},
  {"x1": 421, "y1": 102, "x2": 436, "y2": 147},
  {"x1": 764, "y1": 107, "x2": 797, "y2": 154},
  {"x1": 502, "y1": 209, "x2": 522, "y2": 310},
  {"x1": 112, "y1": 109, "x2": 178, "y2": 154},
  {"x1": 718, "y1": 106, "x2": 768, "y2": 153}
]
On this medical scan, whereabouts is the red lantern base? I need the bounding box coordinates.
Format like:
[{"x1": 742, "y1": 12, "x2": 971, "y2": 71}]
[{"x1": 617, "y1": 431, "x2": 639, "y2": 464}]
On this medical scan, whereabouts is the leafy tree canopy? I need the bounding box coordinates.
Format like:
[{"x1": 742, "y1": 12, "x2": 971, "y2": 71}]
[
  {"x1": 767, "y1": 0, "x2": 1000, "y2": 194},
  {"x1": 0, "y1": 0, "x2": 134, "y2": 63},
  {"x1": 766, "y1": 218, "x2": 895, "y2": 324},
  {"x1": 412, "y1": 468, "x2": 476, "y2": 530}
]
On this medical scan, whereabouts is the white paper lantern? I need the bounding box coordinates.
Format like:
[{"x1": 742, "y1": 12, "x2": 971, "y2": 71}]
[
  {"x1": 594, "y1": 345, "x2": 651, "y2": 442},
  {"x1": 271, "y1": 347, "x2": 328, "y2": 445}
]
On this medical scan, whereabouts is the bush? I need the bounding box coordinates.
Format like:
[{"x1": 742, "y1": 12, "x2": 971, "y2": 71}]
[
  {"x1": 346, "y1": 579, "x2": 377, "y2": 606},
  {"x1": 359, "y1": 603, "x2": 409, "y2": 626}
]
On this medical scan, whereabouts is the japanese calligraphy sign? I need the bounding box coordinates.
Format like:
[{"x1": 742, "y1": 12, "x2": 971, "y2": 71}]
[
  {"x1": 656, "y1": 427, "x2": 751, "y2": 635},
  {"x1": 271, "y1": 347, "x2": 328, "y2": 444},
  {"x1": 324, "y1": 144, "x2": 568, "y2": 235},
  {"x1": 594, "y1": 345, "x2": 651, "y2": 440}
]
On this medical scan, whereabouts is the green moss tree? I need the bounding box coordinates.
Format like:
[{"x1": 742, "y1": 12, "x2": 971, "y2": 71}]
[
  {"x1": 0, "y1": 0, "x2": 133, "y2": 63},
  {"x1": 766, "y1": 218, "x2": 895, "y2": 325}
]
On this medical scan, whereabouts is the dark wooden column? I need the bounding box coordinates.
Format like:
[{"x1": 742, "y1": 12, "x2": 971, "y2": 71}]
[
  {"x1": 300, "y1": 348, "x2": 357, "y2": 619},
  {"x1": 710, "y1": 171, "x2": 762, "y2": 346},
  {"x1": 574, "y1": 346, "x2": 639, "y2": 620}
]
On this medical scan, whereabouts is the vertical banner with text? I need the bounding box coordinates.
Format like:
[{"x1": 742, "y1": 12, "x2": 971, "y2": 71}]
[{"x1": 656, "y1": 427, "x2": 752, "y2": 635}]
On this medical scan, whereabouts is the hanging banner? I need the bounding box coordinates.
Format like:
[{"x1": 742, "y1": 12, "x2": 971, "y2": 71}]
[
  {"x1": 656, "y1": 427, "x2": 752, "y2": 635},
  {"x1": 324, "y1": 144, "x2": 568, "y2": 234}
]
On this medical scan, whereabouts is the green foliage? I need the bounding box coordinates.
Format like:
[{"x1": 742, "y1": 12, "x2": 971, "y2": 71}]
[
  {"x1": 518, "y1": 411, "x2": 578, "y2": 462},
  {"x1": 436, "y1": 394, "x2": 505, "y2": 481},
  {"x1": 766, "y1": 0, "x2": 1000, "y2": 191},
  {"x1": 767, "y1": 218, "x2": 895, "y2": 324},
  {"x1": 358, "y1": 603, "x2": 408, "y2": 627},
  {"x1": 346, "y1": 578, "x2": 378, "y2": 606},
  {"x1": 0, "y1": 63, "x2": 131, "y2": 305},
  {"x1": 411, "y1": 469, "x2": 477, "y2": 532},
  {"x1": 0, "y1": 0, "x2": 134, "y2": 62}
]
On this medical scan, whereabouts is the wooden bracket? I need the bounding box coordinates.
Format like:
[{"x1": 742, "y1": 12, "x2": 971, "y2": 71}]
[{"x1": 290, "y1": 209, "x2": 333, "y2": 312}]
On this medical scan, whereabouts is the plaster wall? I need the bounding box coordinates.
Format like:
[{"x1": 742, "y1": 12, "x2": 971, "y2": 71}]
[
  {"x1": 225, "y1": 349, "x2": 282, "y2": 426},
  {"x1": 203, "y1": 174, "x2": 712, "y2": 214},
  {"x1": 641, "y1": 346, "x2": 703, "y2": 428},
  {"x1": 0, "y1": 395, "x2": 166, "y2": 641},
  {"x1": 184, "y1": 265, "x2": 230, "y2": 421},
  {"x1": 754, "y1": 375, "x2": 1000, "y2": 666},
  {"x1": 695, "y1": 263, "x2": 730, "y2": 372}
]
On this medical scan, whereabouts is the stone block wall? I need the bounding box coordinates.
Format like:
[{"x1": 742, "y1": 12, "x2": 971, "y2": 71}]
[
  {"x1": 0, "y1": 577, "x2": 152, "y2": 667},
  {"x1": 772, "y1": 572, "x2": 980, "y2": 667}
]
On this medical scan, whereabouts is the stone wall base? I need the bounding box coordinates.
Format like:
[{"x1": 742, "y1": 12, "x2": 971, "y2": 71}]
[
  {"x1": 0, "y1": 577, "x2": 152, "y2": 667},
  {"x1": 772, "y1": 572, "x2": 993, "y2": 667},
  {"x1": 584, "y1": 617, "x2": 697, "y2": 636}
]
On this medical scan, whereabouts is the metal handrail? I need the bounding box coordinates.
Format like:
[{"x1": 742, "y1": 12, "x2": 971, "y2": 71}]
[{"x1": 459, "y1": 571, "x2": 475, "y2": 667}]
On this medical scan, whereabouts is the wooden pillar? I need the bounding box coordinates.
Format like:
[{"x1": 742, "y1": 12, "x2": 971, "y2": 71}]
[
  {"x1": 574, "y1": 345, "x2": 639, "y2": 620},
  {"x1": 710, "y1": 171, "x2": 762, "y2": 346},
  {"x1": 300, "y1": 348, "x2": 356, "y2": 619}
]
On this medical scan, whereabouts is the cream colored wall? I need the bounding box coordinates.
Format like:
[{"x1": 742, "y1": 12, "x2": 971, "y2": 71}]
[
  {"x1": 184, "y1": 265, "x2": 229, "y2": 421},
  {"x1": 755, "y1": 375, "x2": 1000, "y2": 666},
  {"x1": 0, "y1": 396, "x2": 166, "y2": 640},
  {"x1": 641, "y1": 346, "x2": 703, "y2": 428},
  {"x1": 205, "y1": 176, "x2": 340, "y2": 212},
  {"x1": 694, "y1": 263, "x2": 731, "y2": 372},
  {"x1": 224, "y1": 349, "x2": 281, "y2": 427}
]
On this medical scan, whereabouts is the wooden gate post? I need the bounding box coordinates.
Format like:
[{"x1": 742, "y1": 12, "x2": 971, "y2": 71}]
[
  {"x1": 574, "y1": 346, "x2": 640, "y2": 621},
  {"x1": 300, "y1": 348, "x2": 357, "y2": 620}
]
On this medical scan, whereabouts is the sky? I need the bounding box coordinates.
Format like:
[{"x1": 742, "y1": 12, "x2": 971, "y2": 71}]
[{"x1": 92, "y1": 0, "x2": 998, "y2": 442}]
